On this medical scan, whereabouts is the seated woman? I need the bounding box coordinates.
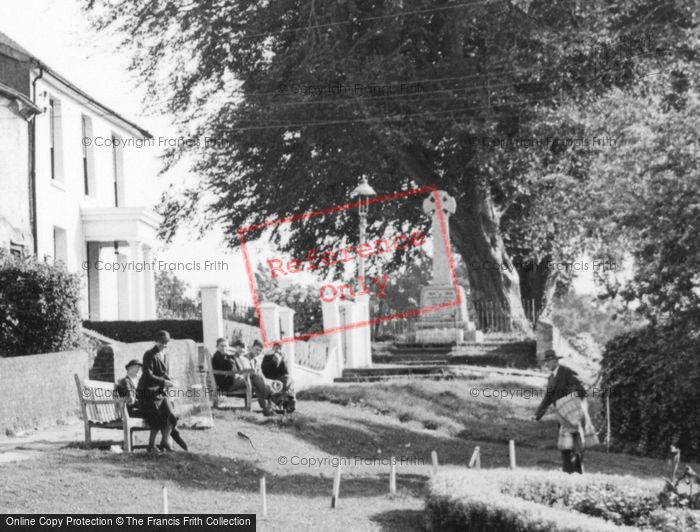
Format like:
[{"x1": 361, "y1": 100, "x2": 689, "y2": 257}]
[
  {"x1": 136, "y1": 330, "x2": 188, "y2": 453},
  {"x1": 253, "y1": 342, "x2": 296, "y2": 416}
]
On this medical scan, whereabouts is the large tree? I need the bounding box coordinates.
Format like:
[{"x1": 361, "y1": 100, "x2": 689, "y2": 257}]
[{"x1": 84, "y1": 0, "x2": 696, "y2": 333}]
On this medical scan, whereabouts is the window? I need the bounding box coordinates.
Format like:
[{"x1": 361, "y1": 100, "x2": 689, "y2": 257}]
[
  {"x1": 9, "y1": 242, "x2": 24, "y2": 259},
  {"x1": 48, "y1": 96, "x2": 64, "y2": 182},
  {"x1": 81, "y1": 115, "x2": 92, "y2": 195},
  {"x1": 111, "y1": 133, "x2": 123, "y2": 206},
  {"x1": 49, "y1": 98, "x2": 55, "y2": 179},
  {"x1": 53, "y1": 226, "x2": 68, "y2": 266}
]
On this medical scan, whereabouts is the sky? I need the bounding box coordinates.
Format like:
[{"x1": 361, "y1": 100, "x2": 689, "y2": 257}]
[{"x1": 0, "y1": 0, "x2": 600, "y2": 302}]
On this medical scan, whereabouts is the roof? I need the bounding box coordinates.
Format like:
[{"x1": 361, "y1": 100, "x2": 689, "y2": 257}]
[
  {"x1": 0, "y1": 30, "x2": 152, "y2": 138},
  {"x1": 0, "y1": 81, "x2": 42, "y2": 116}
]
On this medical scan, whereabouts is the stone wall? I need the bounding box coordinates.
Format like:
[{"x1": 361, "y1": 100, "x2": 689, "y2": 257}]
[{"x1": 0, "y1": 350, "x2": 90, "y2": 436}]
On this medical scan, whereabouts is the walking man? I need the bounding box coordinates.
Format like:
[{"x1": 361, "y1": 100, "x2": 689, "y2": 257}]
[{"x1": 534, "y1": 350, "x2": 598, "y2": 473}]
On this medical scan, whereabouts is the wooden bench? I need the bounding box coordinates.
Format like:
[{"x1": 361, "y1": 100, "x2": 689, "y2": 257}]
[
  {"x1": 208, "y1": 368, "x2": 256, "y2": 411},
  {"x1": 74, "y1": 374, "x2": 150, "y2": 452}
]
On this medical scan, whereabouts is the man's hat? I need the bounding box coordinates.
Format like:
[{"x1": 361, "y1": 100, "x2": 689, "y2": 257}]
[
  {"x1": 232, "y1": 339, "x2": 245, "y2": 348},
  {"x1": 543, "y1": 349, "x2": 562, "y2": 362},
  {"x1": 155, "y1": 330, "x2": 171, "y2": 343},
  {"x1": 125, "y1": 359, "x2": 142, "y2": 370}
]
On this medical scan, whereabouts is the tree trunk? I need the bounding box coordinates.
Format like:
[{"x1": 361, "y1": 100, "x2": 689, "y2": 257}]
[
  {"x1": 517, "y1": 259, "x2": 557, "y2": 320},
  {"x1": 450, "y1": 181, "x2": 533, "y2": 336},
  {"x1": 390, "y1": 147, "x2": 532, "y2": 336}
]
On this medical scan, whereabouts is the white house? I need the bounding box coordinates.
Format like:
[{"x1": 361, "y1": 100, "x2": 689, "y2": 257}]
[{"x1": 0, "y1": 31, "x2": 159, "y2": 321}]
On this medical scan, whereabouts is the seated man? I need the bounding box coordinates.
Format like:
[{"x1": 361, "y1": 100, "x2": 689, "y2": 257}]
[
  {"x1": 247, "y1": 339, "x2": 264, "y2": 370},
  {"x1": 254, "y1": 342, "x2": 296, "y2": 416},
  {"x1": 211, "y1": 338, "x2": 248, "y2": 393},
  {"x1": 116, "y1": 358, "x2": 188, "y2": 451},
  {"x1": 116, "y1": 359, "x2": 143, "y2": 417}
]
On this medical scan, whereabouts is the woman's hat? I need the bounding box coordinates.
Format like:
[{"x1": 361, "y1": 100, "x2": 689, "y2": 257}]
[
  {"x1": 543, "y1": 349, "x2": 562, "y2": 362},
  {"x1": 125, "y1": 359, "x2": 142, "y2": 370}
]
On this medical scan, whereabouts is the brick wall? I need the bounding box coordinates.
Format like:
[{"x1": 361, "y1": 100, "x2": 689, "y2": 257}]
[{"x1": 0, "y1": 350, "x2": 90, "y2": 436}]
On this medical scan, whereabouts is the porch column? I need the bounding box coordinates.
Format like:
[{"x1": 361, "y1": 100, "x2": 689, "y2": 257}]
[
  {"x1": 86, "y1": 242, "x2": 101, "y2": 320},
  {"x1": 278, "y1": 306, "x2": 295, "y2": 381},
  {"x1": 116, "y1": 247, "x2": 130, "y2": 320},
  {"x1": 143, "y1": 245, "x2": 157, "y2": 319},
  {"x1": 128, "y1": 240, "x2": 144, "y2": 319}
]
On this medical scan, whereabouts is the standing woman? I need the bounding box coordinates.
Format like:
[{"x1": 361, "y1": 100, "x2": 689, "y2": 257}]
[{"x1": 138, "y1": 330, "x2": 179, "y2": 452}]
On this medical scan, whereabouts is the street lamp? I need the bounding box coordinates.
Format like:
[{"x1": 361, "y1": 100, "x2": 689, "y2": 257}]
[{"x1": 351, "y1": 176, "x2": 376, "y2": 281}]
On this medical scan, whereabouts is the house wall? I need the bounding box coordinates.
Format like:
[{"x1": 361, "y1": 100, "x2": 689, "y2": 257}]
[
  {"x1": 0, "y1": 97, "x2": 32, "y2": 252},
  {"x1": 31, "y1": 74, "x2": 155, "y2": 318}
]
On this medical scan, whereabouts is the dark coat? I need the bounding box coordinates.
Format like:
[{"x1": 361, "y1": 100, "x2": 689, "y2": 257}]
[
  {"x1": 136, "y1": 345, "x2": 176, "y2": 429},
  {"x1": 535, "y1": 364, "x2": 587, "y2": 420},
  {"x1": 212, "y1": 350, "x2": 236, "y2": 388},
  {"x1": 261, "y1": 354, "x2": 290, "y2": 383},
  {"x1": 116, "y1": 375, "x2": 141, "y2": 417},
  {"x1": 137, "y1": 345, "x2": 170, "y2": 400}
]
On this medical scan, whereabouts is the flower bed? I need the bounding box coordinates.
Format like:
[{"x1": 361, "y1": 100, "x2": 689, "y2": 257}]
[{"x1": 426, "y1": 468, "x2": 700, "y2": 531}]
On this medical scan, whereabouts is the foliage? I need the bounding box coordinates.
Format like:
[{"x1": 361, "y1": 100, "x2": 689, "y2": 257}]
[
  {"x1": 428, "y1": 468, "x2": 700, "y2": 532},
  {"x1": 582, "y1": 86, "x2": 700, "y2": 326},
  {"x1": 82, "y1": 320, "x2": 203, "y2": 343},
  {"x1": 600, "y1": 319, "x2": 700, "y2": 460},
  {"x1": 551, "y1": 290, "x2": 645, "y2": 346},
  {"x1": 83, "y1": 0, "x2": 698, "y2": 326},
  {"x1": 254, "y1": 263, "x2": 322, "y2": 334},
  {"x1": 155, "y1": 271, "x2": 200, "y2": 319},
  {"x1": 0, "y1": 251, "x2": 81, "y2": 356}
]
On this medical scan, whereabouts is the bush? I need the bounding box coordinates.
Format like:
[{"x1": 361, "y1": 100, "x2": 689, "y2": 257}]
[
  {"x1": 600, "y1": 321, "x2": 700, "y2": 459},
  {"x1": 427, "y1": 468, "x2": 699, "y2": 531},
  {"x1": 0, "y1": 252, "x2": 81, "y2": 356},
  {"x1": 83, "y1": 319, "x2": 203, "y2": 343}
]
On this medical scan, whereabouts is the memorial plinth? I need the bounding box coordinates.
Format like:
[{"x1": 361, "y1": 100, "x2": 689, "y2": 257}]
[{"x1": 414, "y1": 191, "x2": 483, "y2": 344}]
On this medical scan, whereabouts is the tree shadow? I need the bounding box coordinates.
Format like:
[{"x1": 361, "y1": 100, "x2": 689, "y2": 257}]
[{"x1": 55, "y1": 450, "x2": 426, "y2": 499}]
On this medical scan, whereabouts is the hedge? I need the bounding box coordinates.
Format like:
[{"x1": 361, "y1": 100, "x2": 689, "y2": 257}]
[
  {"x1": 0, "y1": 251, "x2": 82, "y2": 356},
  {"x1": 600, "y1": 321, "x2": 700, "y2": 459},
  {"x1": 426, "y1": 468, "x2": 699, "y2": 532},
  {"x1": 83, "y1": 320, "x2": 203, "y2": 343}
]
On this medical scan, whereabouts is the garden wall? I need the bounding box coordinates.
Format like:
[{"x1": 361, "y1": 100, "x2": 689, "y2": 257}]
[{"x1": 0, "y1": 350, "x2": 90, "y2": 436}]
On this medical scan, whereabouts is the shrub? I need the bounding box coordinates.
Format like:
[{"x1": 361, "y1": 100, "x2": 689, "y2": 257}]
[
  {"x1": 0, "y1": 252, "x2": 81, "y2": 356},
  {"x1": 427, "y1": 468, "x2": 700, "y2": 532},
  {"x1": 82, "y1": 319, "x2": 203, "y2": 343},
  {"x1": 600, "y1": 321, "x2": 700, "y2": 459}
]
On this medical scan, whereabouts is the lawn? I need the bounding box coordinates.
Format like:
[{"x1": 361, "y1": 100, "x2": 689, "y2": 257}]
[{"x1": 1, "y1": 375, "x2": 693, "y2": 531}]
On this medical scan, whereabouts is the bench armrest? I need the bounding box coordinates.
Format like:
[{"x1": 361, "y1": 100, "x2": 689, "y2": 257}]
[{"x1": 82, "y1": 398, "x2": 125, "y2": 405}]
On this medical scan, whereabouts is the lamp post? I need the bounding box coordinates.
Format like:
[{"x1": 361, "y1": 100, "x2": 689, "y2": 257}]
[{"x1": 350, "y1": 176, "x2": 376, "y2": 281}]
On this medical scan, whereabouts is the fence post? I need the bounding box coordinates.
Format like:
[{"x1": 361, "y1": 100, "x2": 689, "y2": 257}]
[
  {"x1": 162, "y1": 486, "x2": 168, "y2": 514},
  {"x1": 260, "y1": 476, "x2": 267, "y2": 517},
  {"x1": 431, "y1": 450, "x2": 439, "y2": 475},
  {"x1": 331, "y1": 466, "x2": 342, "y2": 508},
  {"x1": 509, "y1": 440, "x2": 516, "y2": 469},
  {"x1": 389, "y1": 459, "x2": 397, "y2": 494},
  {"x1": 200, "y1": 285, "x2": 223, "y2": 354}
]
